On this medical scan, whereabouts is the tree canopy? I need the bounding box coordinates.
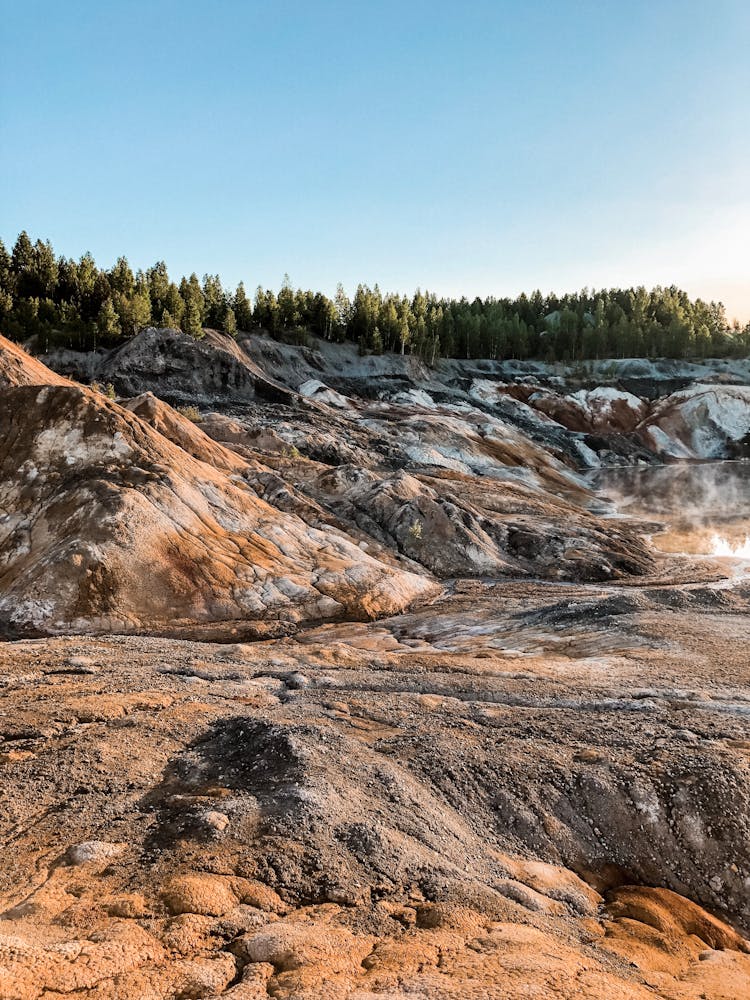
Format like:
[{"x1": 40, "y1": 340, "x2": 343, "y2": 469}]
[{"x1": 1, "y1": 231, "x2": 748, "y2": 362}]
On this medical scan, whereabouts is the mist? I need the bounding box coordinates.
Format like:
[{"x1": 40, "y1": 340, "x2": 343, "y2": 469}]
[{"x1": 594, "y1": 460, "x2": 750, "y2": 557}]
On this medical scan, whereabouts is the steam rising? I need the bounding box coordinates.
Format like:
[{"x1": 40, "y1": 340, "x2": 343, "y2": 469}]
[
  {"x1": 594, "y1": 461, "x2": 750, "y2": 522},
  {"x1": 594, "y1": 460, "x2": 750, "y2": 561},
  {"x1": 709, "y1": 534, "x2": 750, "y2": 558}
]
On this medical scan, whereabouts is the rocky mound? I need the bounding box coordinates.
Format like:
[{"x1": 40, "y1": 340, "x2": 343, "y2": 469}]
[
  {"x1": 0, "y1": 383, "x2": 434, "y2": 637},
  {"x1": 640, "y1": 384, "x2": 750, "y2": 459},
  {"x1": 191, "y1": 385, "x2": 654, "y2": 581},
  {"x1": 120, "y1": 392, "x2": 250, "y2": 474},
  {"x1": 96, "y1": 327, "x2": 295, "y2": 405},
  {"x1": 529, "y1": 386, "x2": 648, "y2": 435},
  {"x1": 304, "y1": 465, "x2": 654, "y2": 581},
  {"x1": 0, "y1": 332, "x2": 71, "y2": 387}
]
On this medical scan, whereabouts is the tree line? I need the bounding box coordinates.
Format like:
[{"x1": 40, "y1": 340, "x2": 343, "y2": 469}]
[{"x1": 2, "y1": 231, "x2": 748, "y2": 362}]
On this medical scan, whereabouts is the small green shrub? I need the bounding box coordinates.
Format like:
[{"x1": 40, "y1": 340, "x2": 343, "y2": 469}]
[
  {"x1": 177, "y1": 405, "x2": 202, "y2": 423},
  {"x1": 90, "y1": 380, "x2": 117, "y2": 400}
]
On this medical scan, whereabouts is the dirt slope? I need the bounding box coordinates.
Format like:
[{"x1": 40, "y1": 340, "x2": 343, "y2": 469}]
[
  {"x1": 0, "y1": 383, "x2": 434, "y2": 636},
  {"x1": 97, "y1": 327, "x2": 295, "y2": 405},
  {"x1": 0, "y1": 333, "x2": 72, "y2": 387}
]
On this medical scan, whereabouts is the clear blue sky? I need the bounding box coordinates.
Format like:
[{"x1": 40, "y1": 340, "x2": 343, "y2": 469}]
[{"x1": 2, "y1": 0, "x2": 748, "y2": 319}]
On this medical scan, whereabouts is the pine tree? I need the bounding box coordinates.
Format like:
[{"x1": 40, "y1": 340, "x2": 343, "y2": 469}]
[
  {"x1": 147, "y1": 262, "x2": 170, "y2": 322},
  {"x1": 223, "y1": 307, "x2": 237, "y2": 337},
  {"x1": 96, "y1": 297, "x2": 121, "y2": 343},
  {"x1": 33, "y1": 240, "x2": 58, "y2": 298},
  {"x1": 277, "y1": 273, "x2": 299, "y2": 329},
  {"x1": 183, "y1": 297, "x2": 204, "y2": 338},
  {"x1": 76, "y1": 252, "x2": 100, "y2": 320},
  {"x1": 202, "y1": 274, "x2": 227, "y2": 329},
  {"x1": 163, "y1": 283, "x2": 185, "y2": 329},
  {"x1": 180, "y1": 273, "x2": 205, "y2": 338},
  {"x1": 110, "y1": 257, "x2": 135, "y2": 296},
  {"x1": 233, "y1": 282, "x2": 253, "y2": 331},
  {"x1": 254, "y1": 287, "x2": 279, "y2": 334},
  {"x1": 333, "y1": 283, "x2": 351, "y2": 341},
  {"x1": 399, "y1": 311, "x2": 410, "y2": 356},
  {"x1": 11, "y1": 231, "x2": 34, "y2": 284}
]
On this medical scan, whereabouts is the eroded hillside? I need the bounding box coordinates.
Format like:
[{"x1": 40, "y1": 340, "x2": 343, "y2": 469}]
[{"x1": 1, "y1": 332, "x2": 750, "y2": 999}]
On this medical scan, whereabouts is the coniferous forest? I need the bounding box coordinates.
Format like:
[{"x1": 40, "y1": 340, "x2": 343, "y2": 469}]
[{"x1": 2, "y1": 231, "x2": 749, "y2": 362}]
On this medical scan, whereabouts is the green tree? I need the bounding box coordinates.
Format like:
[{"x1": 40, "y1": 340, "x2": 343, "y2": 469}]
[
  {"x1": 398, "y1": 310, "x2": 410, "y2": 356},
  {"x1": 115, "y1": 279, "x2": 152, "y2": 335},
  {"x1": 233, "y1": 281, "x2": 253, "y2": 330},
  {"x1": 147, "y1": 262, "x2": 170, "y2": 322},
  {"x1": 180, "y1": 273, "x2": 205, "y2": 338},
  {"x1": 254, "y1": 287, "x2": 279, "y2": 333},
  {"x1": 0, "y1": 288, "x2": 12, "y2": 323},
  {"x1": 109, "y1": 257, "x2": 135, "y2": 296},
  {"x1": 0, "y1": 238, "x2": 12, "y2": 297},
  {"x1": 163, "y1": 282, "x2": 184, "y2": 328},
  {"x1": 76, "y1": 252, "x2": 103, "y2": 320},
  {"x1": 223, "y1": 306, "x2": 237, "y2": 336},
  {"x1": 33, "y1": 239, "x2": 58, "y2": 298},
  {"x1": 202, "y1": 273, "x2": 227, "y2": 328},
  {"x1": 10, "y1": 231, "x2": 34, "y2": 296},
  {"x1": 333, "y1": 283, "x2": 351, "y2": 340},
  {"x1": 277, "y1": 273, "x2": 299, "y2": 329},
  {"x1": 96, "y1": 297, "x2": 121, "y2": 343}
]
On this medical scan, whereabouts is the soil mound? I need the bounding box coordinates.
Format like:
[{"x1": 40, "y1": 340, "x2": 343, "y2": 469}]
[{"x1": 0, "y1": 383, "x2": 434, "y2": 636}]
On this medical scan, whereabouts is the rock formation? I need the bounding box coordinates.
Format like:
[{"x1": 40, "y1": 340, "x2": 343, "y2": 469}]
[
  {"x1": 1, "y1": 331, "x2": 749, "y2": 998},
  {"x1": 640, "y1": 383, "x2": 750, "y2": 458},
  {"x1": 97, "y1": 327, "x2": 295, "y2": 405},
  {"x1": 0, "y1": 353, "x2": 434, "y2": 636}
]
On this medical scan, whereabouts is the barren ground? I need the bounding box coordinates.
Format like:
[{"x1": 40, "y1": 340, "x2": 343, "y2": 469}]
[
  {"x1": 2, "y1": 564, "x2": 750, "y2": 998},
  {"x1": 2, "y1": 331, "x2": 750, "y2": 998}
]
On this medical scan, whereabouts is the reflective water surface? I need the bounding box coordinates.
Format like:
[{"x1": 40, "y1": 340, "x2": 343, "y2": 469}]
[{"x1": 593, "y1": 460, "x2": 750, "y2": 556}]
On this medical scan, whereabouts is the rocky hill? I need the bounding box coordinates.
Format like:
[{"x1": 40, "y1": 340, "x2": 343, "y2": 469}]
[
  {"x1": 44, "y1": 328, "x2": 750, "y2": 462},
  {"x1": 0, "y1": 380, "x2": 433, "y2": 638},
  {"x1": 0, "y1": 334, "x2": 661, "y2": 639}
]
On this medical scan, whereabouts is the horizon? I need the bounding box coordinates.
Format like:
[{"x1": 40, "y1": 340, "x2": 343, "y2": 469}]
[{"x1": 2, "y1": 1, "x2": 749, "y2": 323}]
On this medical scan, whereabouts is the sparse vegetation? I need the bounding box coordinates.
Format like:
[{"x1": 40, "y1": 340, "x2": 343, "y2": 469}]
[
  {"x1": 89, "y1": 380, "x2": 115, "y2": 399},
  {"x1": 177, "y1": 405, "x2": 202, "y2": 423}
]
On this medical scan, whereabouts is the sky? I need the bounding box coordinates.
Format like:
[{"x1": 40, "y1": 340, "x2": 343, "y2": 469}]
[{"x1": 1, "y1": 0, "x2": 749, "y2": 321}]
